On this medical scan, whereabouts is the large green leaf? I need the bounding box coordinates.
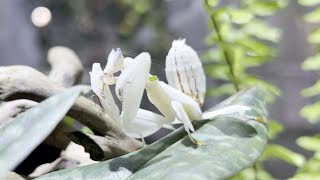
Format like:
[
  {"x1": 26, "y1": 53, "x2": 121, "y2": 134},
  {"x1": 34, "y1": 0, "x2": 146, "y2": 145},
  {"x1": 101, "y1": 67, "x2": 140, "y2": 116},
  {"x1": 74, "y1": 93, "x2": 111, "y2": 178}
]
[
  {"x1": 0, "y1": 85, "x2": 87, "y2": 173},
  {"x1": 37, "y1": 87, "x2": 269, "y2": 180}
]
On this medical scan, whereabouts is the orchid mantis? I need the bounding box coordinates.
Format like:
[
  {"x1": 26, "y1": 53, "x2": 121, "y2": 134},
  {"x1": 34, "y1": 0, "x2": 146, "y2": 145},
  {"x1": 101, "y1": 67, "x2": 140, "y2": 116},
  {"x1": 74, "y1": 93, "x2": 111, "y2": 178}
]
[{"x1": 90, "y1": 39, "x2": 252, "y2": 144}]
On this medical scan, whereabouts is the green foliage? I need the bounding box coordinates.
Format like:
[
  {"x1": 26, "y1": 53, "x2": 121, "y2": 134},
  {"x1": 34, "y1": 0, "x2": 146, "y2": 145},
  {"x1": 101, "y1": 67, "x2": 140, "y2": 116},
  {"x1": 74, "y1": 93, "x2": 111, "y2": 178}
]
[
  {"x1": 261, "y1": 144, "x2": 306, "y2": 167},
  {"x1": 289, "y1": 135, "x2": 320, "y2": 179},
  {"x1": 117, "y1": 0, "x2": 165, "y2": 38},
  {"x1": 302, "y1": 54, "x2": 320, "y2": 71},
  {"x1": 298, "y1": 0, "x2": 320, "y2": 6},
  {"x1": 229, "y1": 164, "x2": 275, "y2": 180},
  {"x1": 300, "y1": 102, "x2": 320, "y2": 123},
  {"x1": 203, "y1": 1, "x2": 293, "y2": 179},
  {"x1": 297, "y1": 135, "x2": 320, "y2": 151},
  {"x1": 268, "y1": 119, "x2": 284, "y2": 140},
  {"x1": 0, "y1": 86, "x2": 87, "y2": 174},
  {"x1": 37, "y1": 87, "x2": 269, "y2": 180},
  {"x1": 300, "y1": 2, "x2": 320, "y2": 123},
  {"x1": 308, "y1": 28, "x2": 320, "y2": 44},
  {"x1": 293, "y1": 2, "x2": 320, "y2": 180},
  {"x1": 229, "y1": 119, "x2": 306, "y2": 180},
  {"x1": 304, "y1": 8, "x2": 320, "y2": 23},
  {"x1": 203, "y1": 0, "x2": 284, "y2": 98}
]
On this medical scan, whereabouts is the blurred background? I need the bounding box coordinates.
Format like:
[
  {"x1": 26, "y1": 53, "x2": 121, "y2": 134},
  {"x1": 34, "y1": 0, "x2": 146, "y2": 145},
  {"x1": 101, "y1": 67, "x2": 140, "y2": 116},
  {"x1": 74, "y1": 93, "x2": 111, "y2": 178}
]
[{"x1": 0, "y1": 0, "x2": 319, "y2": 179}]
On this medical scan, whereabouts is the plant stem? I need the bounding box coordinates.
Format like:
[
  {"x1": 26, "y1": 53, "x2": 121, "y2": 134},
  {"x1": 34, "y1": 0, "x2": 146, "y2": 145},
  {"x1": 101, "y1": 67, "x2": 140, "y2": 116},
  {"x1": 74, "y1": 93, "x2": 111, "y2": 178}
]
[
  {"x1": 204, "y1": 1, "x2": 240, "y2": 91},
  {"x1": 253, "y1": 163, "x2": 259, "y2": 180}
]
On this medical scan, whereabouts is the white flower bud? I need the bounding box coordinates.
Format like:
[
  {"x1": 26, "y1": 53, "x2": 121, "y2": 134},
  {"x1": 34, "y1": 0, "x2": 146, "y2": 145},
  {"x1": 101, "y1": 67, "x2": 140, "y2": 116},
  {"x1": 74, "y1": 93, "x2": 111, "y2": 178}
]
[
  {"x1": 104, "y1": 48, "x2": 124, "y2": 74},
  {"x1": 165, "y1": 39, "x2": 206, "y2": 106}
]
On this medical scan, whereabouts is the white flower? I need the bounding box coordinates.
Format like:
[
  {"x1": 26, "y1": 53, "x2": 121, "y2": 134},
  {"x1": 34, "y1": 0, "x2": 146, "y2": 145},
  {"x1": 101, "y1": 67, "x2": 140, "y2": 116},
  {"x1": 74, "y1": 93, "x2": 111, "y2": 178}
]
[
  {"x1": 90, "y1": 40, "x2": 252, "y2": 143},
  {"x1": 104, "y1": 48, "x2": 124, "y2": 74},
  {"x1": 90, "y1": 50, "x2": 166, "y2": 138},
  {"x1": 145, "y1": 39, "x2": 251, "y2": 144}
]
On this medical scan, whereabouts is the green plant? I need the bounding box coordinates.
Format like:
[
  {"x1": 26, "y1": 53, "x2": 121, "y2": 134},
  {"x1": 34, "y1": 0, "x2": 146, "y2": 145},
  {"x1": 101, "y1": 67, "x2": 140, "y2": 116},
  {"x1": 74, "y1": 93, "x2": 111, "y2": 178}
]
[
  {"x1": 35, "y1": 87, "x2": 269, "y2": 180},
  {"x1": 0, "y1": 42, "x2": 270, "y2": 179},
  {"x1": 290, "y1": 1, "x2": 320, "y2": 179},
  {"x1": 202, "y1": 1, "x2": 309, "y2": 179},
  {"x1": 203, "y1": 0, "x2": 286, "y2": 98},
  {"x1": 300, "y1": 0, "x2": 320, "y2": 123}
]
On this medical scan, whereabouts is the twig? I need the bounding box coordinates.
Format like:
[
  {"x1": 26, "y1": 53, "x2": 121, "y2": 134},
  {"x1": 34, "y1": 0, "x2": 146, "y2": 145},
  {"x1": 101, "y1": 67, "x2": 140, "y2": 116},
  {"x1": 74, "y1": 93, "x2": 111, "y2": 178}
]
[
  {"x1": 69, "y1": 131, "x2": 141, "y2": 161},
  {"x1": 47, "y1": 46, "x2": 83, "y2": 87}
]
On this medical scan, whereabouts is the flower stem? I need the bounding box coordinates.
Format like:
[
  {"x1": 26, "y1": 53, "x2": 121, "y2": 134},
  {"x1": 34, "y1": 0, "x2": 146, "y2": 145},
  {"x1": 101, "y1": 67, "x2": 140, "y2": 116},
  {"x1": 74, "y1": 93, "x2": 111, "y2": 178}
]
[{"x1": 204, "y1": 1, "x2": 240, "y2": 91}]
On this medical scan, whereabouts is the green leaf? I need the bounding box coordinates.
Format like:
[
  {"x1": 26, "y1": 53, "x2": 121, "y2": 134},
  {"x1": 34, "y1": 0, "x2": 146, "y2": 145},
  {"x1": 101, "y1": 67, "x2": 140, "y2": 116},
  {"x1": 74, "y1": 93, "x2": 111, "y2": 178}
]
[
  {"x1": 302, "y1": 54, "x2": 320, "y2": 71},
  {"x1": 261, "y1": 144, "x2": 306, "y2": 167},
  {"x1": 298, "y1": 0, "x2": 320, "y2": 6},
  {"x1": 207, "y1": 0, "x2": 219, "y2": 7},
  {"x1": 243, "y1": 76, "x2": 281, "y2": 102},
  {"x1": 38, "y1": 87, "x2": 269, "y2": 180},
  {"x1": 304, "y1": 8, "x2": 320, "y2": 23},
  {"x1": 300, "y1": 102, "x2": 320, "y2": 123},
  {"x1": 301, "y1": 80, "x2": 320, "y2": 97},
  {"x1": 308, "y1": 28, "x2": 320, "y2": 44},
  {"x1": 290, "y1": 174, "x2": 320, "y2": 180},
  {"x1": 207, "y1": 83, "x2": 237, "y2": 97},
  {"x1": 291, "y1": 153, "x2": 320, "y2": 179},
  {"x1": 297, "y1": 135, "x2": 320, "y2": 152},
  {"x1": 229, "y1": 164, "x2": 275, "y2": 180},
  {"x1": 242, "y1": 20, "x2": 281, "y2": 42},
  {"x1": 0, "y1": 85, "x2": 87, "y2": 173},
  {"x1": 202, "y1": 49, "x2": 224, "y2": 63},
  {"x1": 268, "y1": 119, "x2": 283, "y2": 140},
  {"x1": 247, "y1": 1, "x2": 288, "y2": 16},
  {"x1": 228, "y1": 9, "x2": 253, "y2": 24},
  {"x1": 235, "y1": 37, "x2": 276, "y2": 58},
  {"x1": 219, "y1": 23, "x2": 244, "y2": 42},
  {"x1": 205, "y1": 64, "x2": 230, "y2": 80},
  {"x1": 63, "y1": 116, "x2": 75, "y2": 126}
]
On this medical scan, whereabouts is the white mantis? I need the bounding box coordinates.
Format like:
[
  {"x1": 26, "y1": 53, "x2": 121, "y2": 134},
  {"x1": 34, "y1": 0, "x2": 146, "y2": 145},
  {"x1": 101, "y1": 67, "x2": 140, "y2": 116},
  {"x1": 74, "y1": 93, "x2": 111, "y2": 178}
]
[{"x1": 90, "y1": 39, "x2": 251, "y2": 144}]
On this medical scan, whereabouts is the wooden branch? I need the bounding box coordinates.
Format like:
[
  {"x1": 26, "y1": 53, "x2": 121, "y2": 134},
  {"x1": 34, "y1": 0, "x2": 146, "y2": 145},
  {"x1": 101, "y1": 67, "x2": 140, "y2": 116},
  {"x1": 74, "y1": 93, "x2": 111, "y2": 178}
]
[
  {"x1": 0, "y1": 65, "x2": 142, "y2": 158},
  {"x1": 0, "y1": 99, "x2": 38, "y2": 127},
  {"x1": 69, "y1": 131, "x2": 141, "y2": 161},
  {"x1": 47, "y1": 46, "x2": 83, "y2": 87},
  {"x1": 45, "y1": 46, "x2": 84, "y2": 150},
  {"x1": 0, "y1": 172, "x2": 27, "y2": 180}
]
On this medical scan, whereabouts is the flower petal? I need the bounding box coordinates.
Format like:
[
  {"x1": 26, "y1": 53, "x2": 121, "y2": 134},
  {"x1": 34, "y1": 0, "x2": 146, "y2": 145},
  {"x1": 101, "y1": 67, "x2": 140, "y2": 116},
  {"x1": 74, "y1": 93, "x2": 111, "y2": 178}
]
[
  {"x1": 90, "y1": 63, "x2": 120, "y2": 121},
  {"x1": 165, "y1": 39, "x2": 206, "y2": 106},
  {"x1": 122, "y1": 109, "x2": 168, "y2": 138},
  {"x1": 116, "y1": 52, "x2": 151, "y2": 126},
  {"x1": 202, "y1": 105, "x2": 252, "y2": 120},
  {"x1": 146, "y1": 78, "x2": 202, "y2": 122},
  {"x1": 90, "y1": 63, "x2": 104, "y2": 98},
  {"x1": 104, "y1": 48, "x2": 124, "y2": 74},
  {"x1": 159, "y1": 81, "x2": 202, "y2": 120}
]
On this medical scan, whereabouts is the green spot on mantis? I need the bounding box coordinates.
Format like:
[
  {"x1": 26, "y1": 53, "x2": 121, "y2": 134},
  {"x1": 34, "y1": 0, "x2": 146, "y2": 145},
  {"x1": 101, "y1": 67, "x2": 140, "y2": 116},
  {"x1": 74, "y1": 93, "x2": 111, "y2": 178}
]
[{"x1": 148, "y1": 75, "x2": 159, "y2": 82}]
